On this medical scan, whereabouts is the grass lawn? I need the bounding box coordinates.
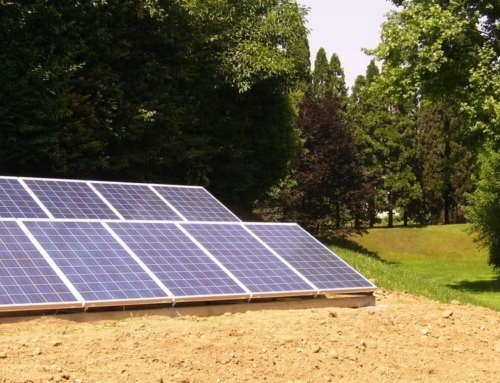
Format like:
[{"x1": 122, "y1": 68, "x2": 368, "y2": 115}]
[{"x1": 330, "y1": 224, "x2": 500, "y2": 311}]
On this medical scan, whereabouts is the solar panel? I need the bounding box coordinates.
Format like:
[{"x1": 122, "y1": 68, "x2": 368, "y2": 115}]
[
  {"x1": 0, "y1": 178, "x2": 48, "y2": 218},
  {"x1": 0, "y1": 221, "x2": 80, "y2": 310},
  {"x1": 180, "y1": 223, "x2": 315, "y2": 296},
  {"x1": 24, "y1": 221, "x2": 171, "y2": 305},
  {"x1": 106, "y1": 222, "x2": 248, "y2": 301},
  {"x1": 245, "y1": 223, "x2": 376, "y2": 292},
  {"x1": 152, "y1": 186, "x2": 240, "y2": 222},
  {"x1": 92, "y1": 182, "x2": 182, "y2": 221},
  {"x1": 0, "y1": 174, "x2": 376, "y2": 312},
  {"x1": 23, "y1": 179, "x2": 119, "y2": 219}
]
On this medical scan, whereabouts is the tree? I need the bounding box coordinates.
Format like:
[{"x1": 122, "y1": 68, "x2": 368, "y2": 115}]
[
  {"x1": 278, "y1": 91, "x2": 367, "y2": 238},
  {"x1": 311, "y1": 48, "x2": 330, "y2": 97},
  {"x1": 328, "y1": 53, "x2": 348, "y2": 102},
  {"x1": 0, "y1": 0, "x2": 193, "y2": 180},
  {"x1": 368, "y1": 0, "x2": 500, "y2": 269},
  {"x1": 348, "y1": 63, "x2": 385, "y2": 227},
  {"x1": 0, "y1": 0, "x2": 309, "y2": 207},
  {"x1": 181, "y1": 0, "x2": 310, "y2": 205},
  {"x1": 464, "y1": 145, "x2": 500, "y2": 274},
  {"x1": 311, "y1": 49, "x2": 347, "y2": 102},
  {"x1": 348, "y1": 60, "x2": 421, "y2": 227},
  {"x1": 417, "y1": 101, "x2": 476, "y2": 224}
]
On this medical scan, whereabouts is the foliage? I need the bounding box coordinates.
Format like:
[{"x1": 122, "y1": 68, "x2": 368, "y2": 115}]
[
  {"x1": 0, "y1": 0, "x2": 309, "y2": 206},
  {"x1": 181, "y1": 0, "x2": 308, "y2": 93},
  {"x1": 464, "y1": 145, "x2": 500, "y2": 272},
  {"x1": 311, "y1": 49, "x2": 347, "y2": 101},
  {"x1": 371, "y1": 0, "x2": 481, "y2": 103},
  {"x1": 348, "y1": 60, "x2": 422, "y2": 227},
  {"x1": 417, "y1": 101, "x2": 477, "y2": 223},
  {"x1": 311, "y1": 48, "x2": 330, "y2": 97},
  {"x1": 277, "y1": 91, "x2": 367, "y2": 238},
  {"x1": 369, "y1": 0, "x2": 500, "y2": 270}
]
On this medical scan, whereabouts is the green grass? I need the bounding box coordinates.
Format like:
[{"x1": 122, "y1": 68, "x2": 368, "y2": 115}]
[{"x1": 329, "y1": 224, "x2": 500, "y2": 311}]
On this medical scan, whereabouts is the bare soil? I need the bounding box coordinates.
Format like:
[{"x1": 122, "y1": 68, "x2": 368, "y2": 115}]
[{"x1": 1, "y1": 290, "x2": 499, "y2": 383}]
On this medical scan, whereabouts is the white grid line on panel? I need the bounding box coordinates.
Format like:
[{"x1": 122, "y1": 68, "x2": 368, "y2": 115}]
[
  {"x1": 147, "y1": 185, "x2": 187, "y2": 222},
  {"x1": 16, "y1": 220, "x2": 84, "y2": 304},
  {"x1": 101, "y1": 221, "x2": 175, "y2": 300},
  {"x1": 179, "y1": 223, "x2": 316, "y2": 296},
  {"x1": 241, "y1": 224, "x2": 320, "y2": 293},
  {"x1": 86, "y1": 182, "x2": 125, "y2": 220},
  {"x1": 18, "y1": 179, "x2": 55, "y2": 219},
  {"x1": 174, "y1": 222, "x2": 252, "y2": 297},
  {"x1": 106, "y1": 221, "x2": 249, "y2": 301}
]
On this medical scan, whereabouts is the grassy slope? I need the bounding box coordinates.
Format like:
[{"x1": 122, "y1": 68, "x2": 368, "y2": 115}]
[{"x1": 331, "y1": 225, "x2": 500, "y2": 311}]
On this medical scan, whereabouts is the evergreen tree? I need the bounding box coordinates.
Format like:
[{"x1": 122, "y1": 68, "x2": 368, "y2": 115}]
[
  {"x1": 348, "y1": 60, "x2": 422, "y2": 227},
  {"x1": 311, "y1": 48, "x2": 330, "y2": 97},
  {"x1": 311, "y1": 49, "x2": 347, "y2": 102},
  {"x1": 417, "y1": 101, "x2": 477, "y2": 223},
  {"x1": 328, "y1": 53, "x2": 348, "y2": 102}
]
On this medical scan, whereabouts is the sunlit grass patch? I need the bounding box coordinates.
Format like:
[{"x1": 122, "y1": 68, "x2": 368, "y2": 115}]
[{"x1": 330, "y1": 224, "x2": 500, "y2": 311}]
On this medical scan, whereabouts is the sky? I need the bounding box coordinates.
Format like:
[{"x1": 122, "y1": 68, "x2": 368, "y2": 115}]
[{"x1": 298, "y1": 0, "x2": 396, "y2": 90}]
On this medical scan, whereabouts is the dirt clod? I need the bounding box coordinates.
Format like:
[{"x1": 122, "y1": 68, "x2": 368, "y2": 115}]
[{"x1": 442, "y1": 310, "x2": 453, "y2": 318}]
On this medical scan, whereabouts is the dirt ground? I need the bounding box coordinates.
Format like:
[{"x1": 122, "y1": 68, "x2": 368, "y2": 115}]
[{"x1": 0, "y1": 289, "x2": 499, "y2": 383}]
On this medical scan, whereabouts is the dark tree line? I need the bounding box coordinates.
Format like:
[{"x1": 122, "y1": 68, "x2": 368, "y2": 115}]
[{"x1": 0, "y1": 0, "x2": 309, "y2": 207}]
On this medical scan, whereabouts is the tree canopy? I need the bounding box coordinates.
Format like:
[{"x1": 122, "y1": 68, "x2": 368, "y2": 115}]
[
  {"x1": 369, "y1": 0, "x2": 500, "y2": 271},
  {"x1": 0, "y1": 0, "x2": 310, "y2": 206}
]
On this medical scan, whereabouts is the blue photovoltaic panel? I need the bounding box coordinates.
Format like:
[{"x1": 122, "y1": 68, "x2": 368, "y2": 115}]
[
  {"x1": 107, "y1": 222, "x2": 247, "y2": 298},
  {"x1": 0, "y1": 178, "x2": 48, "y2": 218},
  {"x1": 92, "y1": 182, "x2": 181, "y2": 221},
  {"x1": 0, "y1": 221, "x2": 78, "y2": 307},
  {"x1": 153, "y1": 186, "x2": 240, "y2": 222},
  {"x1": 24, "y1": 179, "x2": 119, "y2": 219},
  {"x1": 245, "y1": 223, "x2": 376, "y2": 291},
  {"x1": 24, "y1": 221, "x2": 168, "y2": 302},
  {"x1": 181, "y1": 223, "x2": 314, "y2": 294}
]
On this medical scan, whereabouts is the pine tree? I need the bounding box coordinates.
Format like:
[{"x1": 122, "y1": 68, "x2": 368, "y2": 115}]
[
  {"x1": 348, "y1": 60, "x2": 422, "y2": 227},
  {"x1": 328, "y1": 53, "x2": 348, "y2": 102},
  {"x1": 311, "y1": 48, "x2": 330, "y2": 97}
]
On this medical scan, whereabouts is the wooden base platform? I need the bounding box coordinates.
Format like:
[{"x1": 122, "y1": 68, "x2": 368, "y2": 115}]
[{"x1": 0, "y1": 293, "x2": 375, "y2": 323}]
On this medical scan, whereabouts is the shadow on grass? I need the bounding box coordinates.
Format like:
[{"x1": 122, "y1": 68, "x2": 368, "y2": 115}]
[
  {"x1": 327, "y1": 237, "x2": 384, "y2": 261},
  {"x1": 447, "y1": 278, "x2": 500, "y2": 293}
]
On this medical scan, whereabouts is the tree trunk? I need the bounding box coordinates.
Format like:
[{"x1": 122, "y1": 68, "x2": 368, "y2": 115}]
[
  {"x1": 335, "y1": 202, "x2": 341, "y2": 229},
  {"x1": 387, "y1": 191, "x2": 394, "y2": 228},
  {"x1": 368, "y1": 198, "x2": 376, "y2": 228},
  {"x1": 442, "y1": 114, "x2": 452, "y2": 225},
  {"x1": 403, "y1": 210, "x2": 408, "y2": 226}
]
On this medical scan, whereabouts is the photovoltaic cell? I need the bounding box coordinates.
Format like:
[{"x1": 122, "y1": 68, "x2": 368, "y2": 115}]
[
  {"x1": 181, "y1": 223, "x2": 314, "y2": 295},
  {"x1": 24, "y1": 221, "x2": 168, "y2": 303},
  {"x1": 107, "y1": 222, "x2": 247, "y2": 298},
  {"x1": 0, "y1": 221, "x2": 78, "y2": 307},
  {"x1": 153, "y1": 186, "x2": 240, "y2": 222},
  {"x1": 24, "y1": 179, "x2": 118, "y2": 219},
  {"x1": 92, "y1": 182, "x2": 181, "y2": 221},
  {"x1": 245, "y1": 223, "x2": 376, "y2": 291},
  {"x1": 0, "y1": 178, "x2": 48, "y2": 218}
]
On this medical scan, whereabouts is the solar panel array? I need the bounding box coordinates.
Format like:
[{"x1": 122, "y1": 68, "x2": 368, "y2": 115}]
[{"x1": 0, "y1": 176, "x2": 375, "y2": 312}]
